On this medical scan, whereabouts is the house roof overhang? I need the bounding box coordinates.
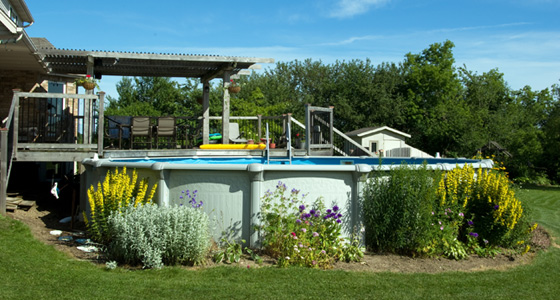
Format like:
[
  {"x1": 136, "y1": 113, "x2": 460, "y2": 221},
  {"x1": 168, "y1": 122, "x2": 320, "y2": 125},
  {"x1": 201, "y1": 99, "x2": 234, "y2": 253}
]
[
  {"x1": 7, "y1": 0, "x2": 34, "y2": 24},
  {"x1": 35, "y1": 48, "x2": 274, "y2": 80},
  {"x1": 0, "y1": 32, "x2": 46, "y2": 73}
]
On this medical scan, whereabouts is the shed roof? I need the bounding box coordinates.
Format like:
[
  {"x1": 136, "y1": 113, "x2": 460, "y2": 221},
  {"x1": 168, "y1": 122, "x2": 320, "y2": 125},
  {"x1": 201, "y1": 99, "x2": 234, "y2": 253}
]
[{"x1": 345, "y1": 126, "x2": 411, "y2": 139}]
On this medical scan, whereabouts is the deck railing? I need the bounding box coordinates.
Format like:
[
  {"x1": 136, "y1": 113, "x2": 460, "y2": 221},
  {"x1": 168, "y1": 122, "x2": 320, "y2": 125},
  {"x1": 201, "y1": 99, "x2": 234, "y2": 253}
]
[
  {"x1": 7, "y1": 91, "x2": 105, "y2": 161},
  {"x1": 104, "y1": 111, "x2": 374, "y2": 157},
  {"x1": 0, "y1": 90, "x2": 105, "y2": 215}
]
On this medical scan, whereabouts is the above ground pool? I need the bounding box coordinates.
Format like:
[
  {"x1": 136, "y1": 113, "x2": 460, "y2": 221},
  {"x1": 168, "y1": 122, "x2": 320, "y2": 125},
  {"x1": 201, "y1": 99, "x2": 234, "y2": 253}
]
[
  {"x1": 81, "y1": 155, "x2": 493, "y2": 246},
  {"x1": 107, "y1": 156, "x2": 484, "y2": 167}
]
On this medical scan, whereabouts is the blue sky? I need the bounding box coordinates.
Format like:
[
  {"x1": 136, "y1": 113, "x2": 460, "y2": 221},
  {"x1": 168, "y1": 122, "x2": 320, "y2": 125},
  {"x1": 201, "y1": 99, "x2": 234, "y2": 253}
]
[{"x1": 25, "y1": 0, "x2": 560, "y2": 99}]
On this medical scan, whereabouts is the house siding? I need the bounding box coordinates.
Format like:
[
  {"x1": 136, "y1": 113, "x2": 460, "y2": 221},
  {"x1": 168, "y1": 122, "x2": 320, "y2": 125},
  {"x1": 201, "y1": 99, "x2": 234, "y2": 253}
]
[{"x1": 0, "y1": 69, "x2": 43, "y2": 120}]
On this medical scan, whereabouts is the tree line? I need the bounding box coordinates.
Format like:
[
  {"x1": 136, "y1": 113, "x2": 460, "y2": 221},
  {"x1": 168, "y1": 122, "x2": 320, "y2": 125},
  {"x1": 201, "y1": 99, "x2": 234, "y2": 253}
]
[{"x1": 105, "y1": 40, "x2": 560, "y2": 184}]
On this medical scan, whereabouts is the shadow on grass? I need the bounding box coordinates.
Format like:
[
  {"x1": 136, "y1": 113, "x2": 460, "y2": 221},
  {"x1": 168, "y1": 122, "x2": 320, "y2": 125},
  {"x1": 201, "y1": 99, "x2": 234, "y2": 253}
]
[{"x1": 518, "y1": 184, "x2": 560, "y2": 192}]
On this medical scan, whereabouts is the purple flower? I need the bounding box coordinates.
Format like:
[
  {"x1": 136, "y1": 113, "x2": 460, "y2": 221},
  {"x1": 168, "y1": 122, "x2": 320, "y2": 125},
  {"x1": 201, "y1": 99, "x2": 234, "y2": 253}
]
[
  {"x1": 291, "y1": 188, "x2": 299, "y2": 194},
  {"x1": 494, "y1": 205, "x2": 499, "y2": 210},
  {"x1": 337, "y1": 213, "x2": 342, "y2": 218},
  {"x1": 333, "y1": 205, "x2": 339, "y2": 212},
  {"x1": 469, "y1": 232, "x2": 479, "y2": 238},
  {"x1": 468, "y1": 221, "x2": 474, "y2": 226},
  {"x1": 483, "y1": 239, "x2": 489, "y2": 244},
  {"x1": 299, "y1": 205, "x2": 306, "y2": 212},
  {"x1": 309, "y1": 209, "x2": 316, "y2": 215},
  {"x1": 336, "y1": 219, "x2": 341, "y2": 223},
  {"x1": 304, "y1": 213, "x2": 311, "y2": 219},
  {"x1": 326, "y1": 209, "x2": 332, "y2": 214},
  {"x1": 296, "y1": 219, "x2": 302, "y2": 224}
]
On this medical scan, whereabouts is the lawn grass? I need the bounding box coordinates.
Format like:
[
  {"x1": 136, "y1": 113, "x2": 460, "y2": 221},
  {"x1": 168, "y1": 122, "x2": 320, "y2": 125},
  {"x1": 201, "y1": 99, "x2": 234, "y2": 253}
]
[{"x1": 1, "y1": 186, "x2": 559, "y2": 299}]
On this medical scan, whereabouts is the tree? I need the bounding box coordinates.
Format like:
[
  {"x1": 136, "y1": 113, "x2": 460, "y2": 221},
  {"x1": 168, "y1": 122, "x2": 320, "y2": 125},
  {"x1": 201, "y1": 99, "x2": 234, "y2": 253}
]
[
  {"x1": 105, "y1": 77, "x2": 187, "y2": 116},
  {"x1": 401, "y1": 40, "x2": 467, "y2": 156}
]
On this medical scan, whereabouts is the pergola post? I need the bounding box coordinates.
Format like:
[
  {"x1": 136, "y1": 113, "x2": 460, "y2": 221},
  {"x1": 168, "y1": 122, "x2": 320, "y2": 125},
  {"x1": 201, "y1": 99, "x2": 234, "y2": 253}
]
[
  {"x1": 202, "y1": 80, "x2": 210, "y2": 145},
  {"x1": 222, "y1": 72, "x2": 231, "y2": 144}
]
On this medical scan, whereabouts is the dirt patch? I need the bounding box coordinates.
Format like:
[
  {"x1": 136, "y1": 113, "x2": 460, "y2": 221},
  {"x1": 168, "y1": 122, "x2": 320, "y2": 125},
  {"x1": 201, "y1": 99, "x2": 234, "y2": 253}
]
[{"x1": 7, "y1": 195, "x2": 551, "y2": 273}]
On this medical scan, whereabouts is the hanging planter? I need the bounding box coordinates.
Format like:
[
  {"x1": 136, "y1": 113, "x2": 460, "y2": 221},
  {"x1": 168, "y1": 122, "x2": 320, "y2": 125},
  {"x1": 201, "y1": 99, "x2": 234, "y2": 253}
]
[
  {"x1": 228, "y1": 86, "x2": 241, "y2": 93},
  {"x1": 227, "y1": 79, "x2": 241, "y2": 93},
  {"x1": 75, "y1": 74, "x2": 98, "y2": 91},
  {"x1": 82, "y1": 82, "x2": 96, "y2": 90}
]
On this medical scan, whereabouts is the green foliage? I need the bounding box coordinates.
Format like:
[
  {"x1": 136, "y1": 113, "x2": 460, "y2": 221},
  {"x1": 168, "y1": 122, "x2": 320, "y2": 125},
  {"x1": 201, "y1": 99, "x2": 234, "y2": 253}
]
[
  {"x1": 363, "y1": 162, "x2": 536, "y2": 259},
  {"x1": 362, "y1": 163, "x2": 440, "y2": 254},
  {"x1": 102, "y1": 41, "x2": 560, "y2": 184},
  {"x1": 105, "y1": 77, "x2": 188, "y2": 116},
  {"x1": 84, "y1": 167, "x2": 157, "y2": 243},
  {"x1": 244, "y1": 247, "x2": 263, "y2": 265},
  {"x1": 107, "y1": 203, "x2": 210, "y2": 269},
  {"x1": 213, "y1": 238, "x2": 245, "y2": 264},
  {"x1": 2, "y1": 185, "x2": 560, "y2": 299},
  {"x1": 258, "y1": 182, "x2": 363, "y2": 268}
]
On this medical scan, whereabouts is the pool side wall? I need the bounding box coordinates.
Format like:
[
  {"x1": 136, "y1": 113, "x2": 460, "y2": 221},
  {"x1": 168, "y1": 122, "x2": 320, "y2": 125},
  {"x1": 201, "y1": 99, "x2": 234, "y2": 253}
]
[
  {"x1": 80, "y1": 158, "x2": 494, "y2": 247},
  {"x1": 81, "y1": 160, "x2": 371, "y2": 247}
]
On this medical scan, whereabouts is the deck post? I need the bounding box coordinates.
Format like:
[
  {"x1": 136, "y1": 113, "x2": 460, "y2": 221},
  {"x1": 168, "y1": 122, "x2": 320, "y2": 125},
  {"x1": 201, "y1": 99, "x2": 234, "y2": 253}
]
[
  {"x1": 97, "y1": 92, "x2": 105, "y2": 157},
  {"x1": 222, "y1": 72, "x2": 231, "y2": 144},
  {"x1": 0, "y1": 129, "x2": 8, "y2": 216},
  {"x1": 202, "y1": 80, "x2": 210, "y2": 145}
]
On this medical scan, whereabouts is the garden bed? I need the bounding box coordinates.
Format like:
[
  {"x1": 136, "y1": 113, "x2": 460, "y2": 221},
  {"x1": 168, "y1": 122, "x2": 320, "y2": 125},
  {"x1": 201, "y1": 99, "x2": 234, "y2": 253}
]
[{"x1": 8, "y1": 201, "x2": 551, "y2": 273}]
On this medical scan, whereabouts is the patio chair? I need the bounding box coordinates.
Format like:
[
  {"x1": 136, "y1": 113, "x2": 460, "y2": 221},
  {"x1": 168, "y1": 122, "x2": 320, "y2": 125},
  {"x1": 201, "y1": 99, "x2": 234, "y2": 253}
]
[
  {"x1": 130, "y1": 117, "x2": 152, "y2": 149},
  {"x1": 156, "y1": 116, "x2": 177, "y2": 148},
  {"x1": 229, "y1": 122, "x2": 248, "y2": 144},
  {"x1": 105, "y1": 116, "x2": 131, "y2": 149}
]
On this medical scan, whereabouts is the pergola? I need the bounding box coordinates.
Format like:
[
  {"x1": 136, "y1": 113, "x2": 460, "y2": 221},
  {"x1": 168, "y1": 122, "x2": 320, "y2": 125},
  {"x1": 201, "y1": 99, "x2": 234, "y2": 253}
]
[{"x1": 36, "y1": 47, "x2": 274, "y2": 144}]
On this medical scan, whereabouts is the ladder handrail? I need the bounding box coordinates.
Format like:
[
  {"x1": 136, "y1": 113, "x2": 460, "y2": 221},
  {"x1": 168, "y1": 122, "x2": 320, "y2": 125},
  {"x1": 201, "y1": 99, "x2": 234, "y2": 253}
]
[
  {"x1": 289, "y1": 115, "x2": 374, "y2": 157},
  {"x1": 266, "y1": 122, "x2": 292, "y2": 164}
]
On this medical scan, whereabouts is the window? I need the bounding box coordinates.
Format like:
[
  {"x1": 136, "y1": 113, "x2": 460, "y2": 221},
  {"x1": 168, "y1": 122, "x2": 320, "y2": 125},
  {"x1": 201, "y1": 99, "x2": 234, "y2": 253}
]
[
  {"x1": 9, "y1": 7, "x2": 19, "y2": 25},
  {"x1": 369, "y1": 141, "x2": 378, "y2": 153}
]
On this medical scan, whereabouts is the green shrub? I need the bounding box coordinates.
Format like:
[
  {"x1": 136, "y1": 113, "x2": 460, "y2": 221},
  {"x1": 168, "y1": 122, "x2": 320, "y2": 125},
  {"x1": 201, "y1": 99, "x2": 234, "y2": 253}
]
[
  {"x1": 107, "y1": 203, "x2": 210, "y2": 269},
  {"x1": 84, "y1": 167, "x2": 157, "y2": 243},
  {"x1": 437, "y1": 164, "x2": 534, "y2": 251},
  {"x1": 258, "y1": 182, "x2": 363, "y2": 268},
  {"x1": 364, "y1": 161, "x2": 536, "y2": 259},
  {"x1": 362, "y1": 163, "x2": 440, "y2": 254}
]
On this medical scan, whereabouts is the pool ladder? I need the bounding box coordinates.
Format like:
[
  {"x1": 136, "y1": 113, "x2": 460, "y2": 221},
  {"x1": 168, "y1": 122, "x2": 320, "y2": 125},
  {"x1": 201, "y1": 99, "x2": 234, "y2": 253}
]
[{"x1": 265, "y1": 123, "x2": 292, "y2": 165}]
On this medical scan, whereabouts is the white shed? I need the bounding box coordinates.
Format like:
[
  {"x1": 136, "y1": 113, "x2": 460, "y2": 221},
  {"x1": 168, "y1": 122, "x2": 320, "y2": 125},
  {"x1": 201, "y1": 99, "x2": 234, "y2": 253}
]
[{"x1": 345, "y1": 126, "x2": 433, "y2": 158}]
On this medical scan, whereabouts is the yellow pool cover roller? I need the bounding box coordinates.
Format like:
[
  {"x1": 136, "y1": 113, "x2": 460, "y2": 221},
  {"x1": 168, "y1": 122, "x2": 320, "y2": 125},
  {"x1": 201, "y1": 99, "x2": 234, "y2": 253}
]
[{"x1": 199, "y1": 144, "x2": 267, "y2": 150}]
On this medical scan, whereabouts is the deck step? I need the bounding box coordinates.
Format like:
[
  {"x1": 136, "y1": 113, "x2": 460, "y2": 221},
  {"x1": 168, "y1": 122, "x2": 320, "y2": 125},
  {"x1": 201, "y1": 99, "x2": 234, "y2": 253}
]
[{"x1": 18, "y1": 200, "x2": 35, "y2": 210}]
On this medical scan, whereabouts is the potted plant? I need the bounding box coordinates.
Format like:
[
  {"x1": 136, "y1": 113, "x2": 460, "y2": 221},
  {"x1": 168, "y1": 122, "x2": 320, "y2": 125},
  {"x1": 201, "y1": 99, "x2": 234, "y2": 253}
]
[
  {"x1": 75, "y1": 74, "x2": 99, "y2": 90},
  {"x1": 295, "y1": 133, "x2": 305, "y2": 149},
  {"x1": 227, "y1": 79, "x2": 241, "y2": 93}
]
